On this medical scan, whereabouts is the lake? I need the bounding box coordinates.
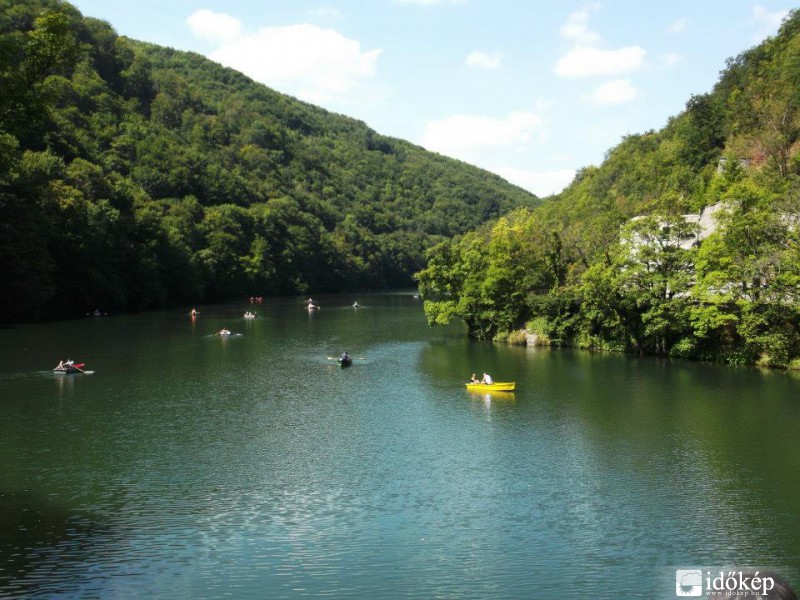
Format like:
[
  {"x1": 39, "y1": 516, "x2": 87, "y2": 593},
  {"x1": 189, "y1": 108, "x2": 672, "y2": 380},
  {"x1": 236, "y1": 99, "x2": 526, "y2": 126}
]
[{"x1": 1, "y1": 292, "x2": 798, "y2": 599}]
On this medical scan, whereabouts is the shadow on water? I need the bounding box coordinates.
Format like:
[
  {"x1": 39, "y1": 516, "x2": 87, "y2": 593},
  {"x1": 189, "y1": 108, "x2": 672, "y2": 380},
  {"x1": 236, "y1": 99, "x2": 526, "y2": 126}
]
[{"x1": 0, "y1": 487, "x2": 109, "y2": 597}]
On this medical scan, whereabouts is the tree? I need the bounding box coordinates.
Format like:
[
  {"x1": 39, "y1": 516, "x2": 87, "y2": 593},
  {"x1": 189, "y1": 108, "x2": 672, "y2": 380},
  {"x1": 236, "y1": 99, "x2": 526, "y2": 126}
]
[{"x1": 0, "y1": 9, "x2": 81, "y2": 137}]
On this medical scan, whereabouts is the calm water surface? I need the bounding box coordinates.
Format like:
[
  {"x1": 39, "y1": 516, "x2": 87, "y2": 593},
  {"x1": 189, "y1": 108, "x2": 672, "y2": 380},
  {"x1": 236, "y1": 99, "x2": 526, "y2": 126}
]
[{"x1": 1, "y1": 292, "x2": 799, "y2": 599}]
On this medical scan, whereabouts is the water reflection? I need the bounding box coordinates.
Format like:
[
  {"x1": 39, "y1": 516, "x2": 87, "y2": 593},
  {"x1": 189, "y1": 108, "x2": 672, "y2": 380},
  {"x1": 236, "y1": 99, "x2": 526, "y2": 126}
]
[
  {"x1": 466, "y1": 390, "x2": 516, "y2": 402},
  {"x1": 53, "y1": 371, "x2": 75, "y2": 397},
  {"x1": 465, "y1": 390, "x2": 516, "y2": 422},
  {"x1": 0, "y1": 297, "x2": 799, "y2": 598}
]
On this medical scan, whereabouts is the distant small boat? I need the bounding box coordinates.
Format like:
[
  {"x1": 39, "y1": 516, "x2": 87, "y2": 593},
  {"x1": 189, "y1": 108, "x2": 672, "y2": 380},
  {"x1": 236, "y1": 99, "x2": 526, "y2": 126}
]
[
  {"x1": 465, "y1": 382, "x2": 515, "y2": 392},
  {"x1": 54, "y1": 360, "x2": 85, "y2": 374},
  {"x1": 243, "y1": 312, "x2": 256, "y2": 319}
]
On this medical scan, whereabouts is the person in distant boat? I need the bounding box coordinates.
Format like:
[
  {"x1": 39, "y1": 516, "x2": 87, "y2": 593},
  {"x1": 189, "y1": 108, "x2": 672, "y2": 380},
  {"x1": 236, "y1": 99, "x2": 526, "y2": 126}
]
[
  {"x1": 481, "y1": 372, "x2": 493, "y2": 385},
  {"x1": 218, "y1": 328, "x2": 231, "y2": 336},
  {"x1": 470, "y1": 373, "x2": 479, "y2": 384},
  {"x1": 340, "y1": 352, "x2": 350, "y2": 361},
  {"x1": 56, "y1": 360, "x2": 64, "y2": 370},
  {"x1": 353, "y1": 301, "x2": 359, "y2": 308},
  {"x1": 190, "y1": 308, "x2": 198, "y2": 317}
]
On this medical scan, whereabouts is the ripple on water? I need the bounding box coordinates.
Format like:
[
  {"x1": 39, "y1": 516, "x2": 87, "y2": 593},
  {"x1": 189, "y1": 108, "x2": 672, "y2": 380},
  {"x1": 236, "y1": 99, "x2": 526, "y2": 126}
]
[{"x1": 1, "y1": 298, "x2": 799, "y2": 599}]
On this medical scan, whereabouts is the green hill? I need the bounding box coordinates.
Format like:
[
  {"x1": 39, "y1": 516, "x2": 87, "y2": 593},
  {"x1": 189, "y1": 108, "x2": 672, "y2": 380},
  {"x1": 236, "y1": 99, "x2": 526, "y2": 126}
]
[
  {"x1": 0, "y1": 0, "x2": 538, "y2": 319},
  {"x1": 418, "y1": 10, "x2": 800, "y2": 368}
]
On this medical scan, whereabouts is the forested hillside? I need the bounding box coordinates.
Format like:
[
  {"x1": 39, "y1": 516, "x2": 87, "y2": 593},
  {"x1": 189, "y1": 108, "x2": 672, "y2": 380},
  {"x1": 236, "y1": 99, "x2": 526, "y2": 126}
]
[
  {"x1": 418, "y1": 10, "x2": 800, "y2": 368},
  {"x1": 0, "y1": 0, "x2": 537, "y2": 320}
]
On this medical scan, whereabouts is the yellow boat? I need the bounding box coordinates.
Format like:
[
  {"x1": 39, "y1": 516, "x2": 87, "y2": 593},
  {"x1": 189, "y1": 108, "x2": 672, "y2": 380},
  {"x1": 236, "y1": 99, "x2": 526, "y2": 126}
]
[{"x1": 465, "y1": 382, "x2": 515, "y2": 392}]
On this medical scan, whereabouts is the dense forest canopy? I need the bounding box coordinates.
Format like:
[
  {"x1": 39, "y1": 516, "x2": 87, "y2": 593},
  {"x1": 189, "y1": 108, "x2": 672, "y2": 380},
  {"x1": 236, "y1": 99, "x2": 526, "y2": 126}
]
[
  {"x1": 418, "y1": 9, "x2": 800, "y2": 368},
  {"x1": 0, "y1": 0, "x2": 538, "y2": 320}
]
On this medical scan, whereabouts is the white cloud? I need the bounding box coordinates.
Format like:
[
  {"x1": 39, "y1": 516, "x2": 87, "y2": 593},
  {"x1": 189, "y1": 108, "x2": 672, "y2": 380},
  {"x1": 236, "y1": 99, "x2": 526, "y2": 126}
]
[
  {"x1": 585, "y1": 78, "x2": 638, "y2": 106},
  {"x1": 554, "y1": 45, "x2": 646, "y2": 78},
  {"x1": 187, "y1": 9, "x2": 242, "y2": 44},
  {"x1": 197, "y1": 22, "x2": 381, "y2": 105},
  {"x1": 661, "y1": 52, "x2": 682, "y2": 68},
  {"x1": 752, "y1": 5, "x2": 789, "y2": 42},
  {"x1": 419, "y1": 112, "x2": 545, "y2": 161},
  {"x1": 421, "y1": 112, "x2": 544, "y2": 155},
  {"x1": 560, "y1": 5, "x2": 602, "y2": 45},
  {"x1": 554, "y1": 6, "x2": 646, "y2": 80},
  {"x1": 491, "y1": 166, "x2": 576, "y2": 197},
  {"x1": 667, "y1": 17, "x2": 688, "y2": 33},
  {"x1": 466, "y1": 51, "x2": 503, "y2": 69}
]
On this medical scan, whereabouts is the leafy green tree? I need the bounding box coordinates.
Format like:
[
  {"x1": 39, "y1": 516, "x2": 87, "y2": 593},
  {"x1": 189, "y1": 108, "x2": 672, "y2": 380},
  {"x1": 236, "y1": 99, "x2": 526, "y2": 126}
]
[
  {"x1": 0, "y1": 9, "x2": 81, "y2": 137},
  {"x1": 697, "y1": 180, "x2": 786, "y2": 303},
  {"x1": 198, "y1": 204, "x2": 253, "y2": 298}
]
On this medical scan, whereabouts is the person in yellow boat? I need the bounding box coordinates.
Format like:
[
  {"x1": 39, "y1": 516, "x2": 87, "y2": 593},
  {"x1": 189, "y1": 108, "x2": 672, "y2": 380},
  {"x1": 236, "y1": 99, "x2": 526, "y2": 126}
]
[
  {"x1": 469, "y1": 373, "x2": 480, "y2": 383},
  {"x1": 481, "y1": 372, "x2": 493, "y2": 384}
]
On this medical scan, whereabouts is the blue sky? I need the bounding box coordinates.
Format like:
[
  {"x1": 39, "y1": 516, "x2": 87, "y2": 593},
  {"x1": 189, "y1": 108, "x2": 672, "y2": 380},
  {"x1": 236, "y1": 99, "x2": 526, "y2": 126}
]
[{"x1": 68, "y1": 0, "x2": 791, "y2": 197}]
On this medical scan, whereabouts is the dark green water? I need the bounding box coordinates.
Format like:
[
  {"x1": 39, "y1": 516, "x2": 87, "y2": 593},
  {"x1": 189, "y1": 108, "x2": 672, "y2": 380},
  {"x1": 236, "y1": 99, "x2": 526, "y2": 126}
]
[{"x1": 1, "y1": 292, "x2": 798, "y2": 599}]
